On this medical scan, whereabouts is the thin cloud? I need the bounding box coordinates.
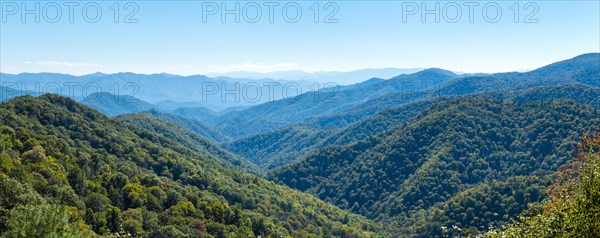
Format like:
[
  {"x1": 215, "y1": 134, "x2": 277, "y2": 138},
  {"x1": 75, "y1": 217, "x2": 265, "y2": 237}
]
[{"x1": 24, "y1": 61, "x2": 104, "y2": 68}]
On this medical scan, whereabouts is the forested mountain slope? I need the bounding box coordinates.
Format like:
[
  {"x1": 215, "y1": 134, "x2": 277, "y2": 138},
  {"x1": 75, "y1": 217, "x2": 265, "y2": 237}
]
[
  {"x1": 305, "y1": 53, "x2": 600, "y2": 130},
  {"x1": 223, "y1": 126, "x2": 335, "y2": 170},
  {"x1": 170, "y1": 107, "x2": 220, "y2": 125},
  {"x1": 131, "y1": 109, "x2": 229, "y2": 142},
  {"x1": 0, "y1": 94, "x2": 384, "y2": 237},
  {"x1": 227, "y1": 84, "x2": 600, "y2": 170},
  {"x1": 215, "y1": 69, "x2": 457, "y2": 138},
  {"x1": 210, "y1": 53, "x2": 598, "y2": 139},
  {"x1": 269, "y1": 98, "x2": 600, "y2": 236},
  {"x1": 224, "y1": 99, "x2": 432, "y2": 170},
  {"x1": 481, "y1": 133, "x2": 600, "y2": 238},
  {"x1": 118, "y1": 112, "x2": 258, "y2": 174},
  {"x1": 2, "y1": 53, "x2": 598, "y2": 238}
]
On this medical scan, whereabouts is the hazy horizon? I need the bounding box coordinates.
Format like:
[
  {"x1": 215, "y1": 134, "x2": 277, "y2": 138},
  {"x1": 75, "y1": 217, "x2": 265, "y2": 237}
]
[{"x1": 3, "y1": 51, "x2": 596, "y2": 77}]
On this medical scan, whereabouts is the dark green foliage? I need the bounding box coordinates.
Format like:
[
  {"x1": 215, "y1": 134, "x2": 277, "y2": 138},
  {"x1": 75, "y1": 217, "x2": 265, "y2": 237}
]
[
  {"x1": 0, "y1": 176, "x2": 45, "y2": 232},
  {"x1": 481, "y1": 133, "x2": 600, "y2": 237},
  {"x1": 229, "y1": 84, "x2": 600, "y2": 172},
  {"x1": 393, "y1": 175, "x2": 550, "y2": 237},
  {"x1": 223, "y1": 126, "x2": 335, "y2": 170},
  {"x1": 139, "y1": 109, "x2": 229, "y2": 142},
  {"x1": 224, "y1": 99, "x2": 436, "y2": 170},
  {"x1": 0, "y1": 94, "x2": 383, "y2": 237},
  {"x1": 117, "y1": 111, "x2": 258, "y2": 174},
  {"x1": 269, "y1": 98, "x2": 600, "y2": 236}
]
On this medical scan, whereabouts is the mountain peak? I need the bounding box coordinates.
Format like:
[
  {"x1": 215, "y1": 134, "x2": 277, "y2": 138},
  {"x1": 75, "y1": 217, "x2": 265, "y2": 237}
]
[
  {"x1": 416, "y1": 68, "x2": 457, "y2": 76},
  {"x1": 572, "y1": 52, "x2": 600, "y2": 60},
  {"x1": 84, "y1": 72, "x2": 107, "y2": 77},
  {"x1": 529, "y1": 52, "x2": 600, "y2": 76},
  {"x1": 388, "y1": 68, "x2": 457, "y2": 81}
]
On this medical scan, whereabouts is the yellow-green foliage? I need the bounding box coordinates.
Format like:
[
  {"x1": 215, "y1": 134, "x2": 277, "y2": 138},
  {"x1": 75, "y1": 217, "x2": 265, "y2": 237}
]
[{"x1": 0, "y1": 95, "x2": 383, "y2": 237}]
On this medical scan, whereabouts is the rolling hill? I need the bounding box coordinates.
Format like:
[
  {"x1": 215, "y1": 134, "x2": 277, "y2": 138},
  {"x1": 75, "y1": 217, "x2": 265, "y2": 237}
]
[
  {"x1": 215, "y1": 68, "x2": 458, "y2": 138},
  {"x1": 117, "y1": 111, "x2": 255, "y2": 173},
  {"x1": 269, "y1": 97, "x2": 600, "y2": 236},
  {"x1": 0, "y1": 94, "x2": 384, "y2": 237},
  {"x1": 302, "y1": 53, "x2": 600, "y2": 130},
  {"x1": 0, "y1": 72, "x2": 317, "y2": 111},
  {"x1": 1, "y1": 53, "x2": 599, "y2": 237},
  {"x1": 223, "y1": 126, "x2": 335, "y2": 170},
  {"x1": 131, "y1": 109, "x2": 229, "y2": 142},
  {"x1": 226, "y1": 84, "x2": 600, "y2": 170},
  {"x1": 211, "y1": 54, "x2": 598, "y2": 139},
  {"x1": 80, "y1": 92, "x2": 155, "y2": 116}
]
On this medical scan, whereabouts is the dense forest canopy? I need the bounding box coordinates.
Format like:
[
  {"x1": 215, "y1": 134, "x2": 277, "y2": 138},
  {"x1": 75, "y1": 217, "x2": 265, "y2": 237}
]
[
  {"x1": 0, "y1": 94, "x2": 382, "y2": 237},
  {"x1": 270, "y1": 98, "x2": 600, "y2": 236},
  {"x1": 481, "y1": 133, "x2": 600, "y2": 238}
]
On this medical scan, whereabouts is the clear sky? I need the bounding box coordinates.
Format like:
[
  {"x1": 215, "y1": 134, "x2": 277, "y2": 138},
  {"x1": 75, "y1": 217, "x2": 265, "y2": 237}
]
[{"x1": 1, "y1": 0, "x2": 599, "y2": 77}]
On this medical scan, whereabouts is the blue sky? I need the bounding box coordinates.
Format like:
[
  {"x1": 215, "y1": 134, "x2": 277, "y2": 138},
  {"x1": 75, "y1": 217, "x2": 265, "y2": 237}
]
[{"x1": 1, "y1": 1, "x2": 599, "y2": 77}]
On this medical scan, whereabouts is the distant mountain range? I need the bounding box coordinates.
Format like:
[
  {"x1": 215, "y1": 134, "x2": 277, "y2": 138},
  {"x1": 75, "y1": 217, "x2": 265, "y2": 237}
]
[
  {"x1": 211, "y1": 68, "x2": 459, "y2": 137},
  {"x1": 0, "y1": 72, "x2": 317, "y2": 111},
  {"x1": 212, "y1": 53, "x2": 600, "y2": 139},
  {"x1": 225, "y1": 84, "x2": 600, "y2": 170},
  {"x1": 3, "y1": 53, "x2": 598, "y2": 141},
  {"x1": 206, "y1": 68, "x2": 426, "y2": 85}
]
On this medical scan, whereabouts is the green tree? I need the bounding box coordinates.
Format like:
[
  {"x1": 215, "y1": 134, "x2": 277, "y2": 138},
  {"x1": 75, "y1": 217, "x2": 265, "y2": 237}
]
[{"x1": 2, "y1": 204, "x2": 89, "y2": 238}]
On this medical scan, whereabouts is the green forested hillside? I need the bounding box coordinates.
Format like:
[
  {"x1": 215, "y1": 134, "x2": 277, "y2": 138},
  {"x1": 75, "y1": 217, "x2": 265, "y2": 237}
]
[
  {"x1": 117, "y1": 111, "x2": 259, "y2": 174},
  {"x1": 1, "y1": 54, "x2": 598, "y2": 238},
  {"x1": 170, "y1": 107, "x2": 219, "y2": 125},
  {"x1": 223, "y1": 99, "x2": 432, "y2": 170},
  {"x1": 481, "y1": 133, "x2": 600, "y2": 238},
  {"x1": 391, "y1": 175, "x2": 550, "y2": 237},
  {"x1": 223, "y1": 126, "x2": 335, "y2": 170},
  {"x1": 269, "y1": 98, "x2": 600, "y2": 236},
  {"x1": 306, "y1": 53, "x2": 599, "y2": 131},
  {"x1": 219, "y1": 54, "x2": 599, "y2": 170},
  {"x1": 323, "y1": 84, "x2": 600, "y2": 148},
  {"x1": 494, "y1": 84, "x2": 600, "y2": 108},
  {"x1": 215, "y1": 68, "x2": 457, "y2": 138},
  {"x1": 288, "y1": 54, "x2": 597, "y2": 132},
  {"x1": 0, "y1": 95, "x2": 383, "y2": 237},
  {"x1": 226, "y1": 84, "x2": 600, "y2": 171},
  {"x1": 130, "y1": 109, "x2": 230, "y2": 143}
]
